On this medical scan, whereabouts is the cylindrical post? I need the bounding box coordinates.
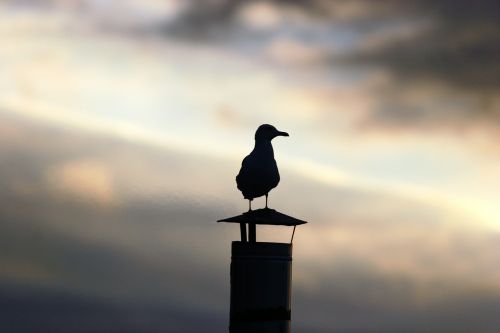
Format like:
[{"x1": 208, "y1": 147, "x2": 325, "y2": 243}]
[{"x1": 229, "y1": 241, "x2": 292, "y2": 333}]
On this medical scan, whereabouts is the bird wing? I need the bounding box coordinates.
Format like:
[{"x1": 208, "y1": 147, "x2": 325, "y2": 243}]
[{"x1": 236, "y1": 155, "x2": 251, "y2": 193}]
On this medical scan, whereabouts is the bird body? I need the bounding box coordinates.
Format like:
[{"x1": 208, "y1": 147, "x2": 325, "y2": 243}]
[
  {"x1": 237, "y1": 140, "x2": 280, "y2": 200},
  {"x1": 236, "y1": 124, "x2": 288, "y2": 210}
]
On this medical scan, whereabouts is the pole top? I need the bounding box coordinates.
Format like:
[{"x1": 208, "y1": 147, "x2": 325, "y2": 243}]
[{"x1": 218, "y1": 208, "x2": 307, "y2": 226}]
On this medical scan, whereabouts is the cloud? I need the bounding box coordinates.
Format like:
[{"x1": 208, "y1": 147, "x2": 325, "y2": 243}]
[
  {"x1": 265, "y1": 36, "x2": 328, "y2": 64},
  {"x1": 237, "y1": 1, "x2": 287, "y2": 31},
  {"x1": 1, "y1": 5, "x2": 499, "y2": 330},
  {"x1": 45, "y1": 159, "x2": 116, "y2": 206},
  {"x1": 2, "y1": 0, "x2": 498, "y2": 145},
  {"x1": 1, "y1": 114, "x2": 499, "y2": 332},
  {"x1": 0, "y1": 282, "x2": 225, "y2": 333},
  {"x1": 336, "y1": 0, "x2": 500, "y2": 92},
  {"x1": 163, "y1": 0, "x2": 500, "y2": 137},
  {"x1": 329, "y1": 1, "x2": 500, "y2": 136},
  {"x1": 212, "y1": 104, "x2": 245, "y2": 128}
]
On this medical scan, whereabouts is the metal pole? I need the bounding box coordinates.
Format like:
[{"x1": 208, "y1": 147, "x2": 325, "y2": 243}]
[
  {"x1": 218, "y1": 208, "x2": 307, "y2": 333},
  {"x1": 240, "y1": 223, "x2": 247, "y2": 242}
]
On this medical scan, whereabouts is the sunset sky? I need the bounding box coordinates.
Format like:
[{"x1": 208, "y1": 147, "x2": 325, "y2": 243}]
[{"x1": 1, "y1": 1, "x2": 499, "y2": 332}]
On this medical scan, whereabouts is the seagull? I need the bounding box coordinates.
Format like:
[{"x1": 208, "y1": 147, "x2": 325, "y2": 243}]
[{"x1": 236, "y1": 124, "x2": 289, "y2": 211}]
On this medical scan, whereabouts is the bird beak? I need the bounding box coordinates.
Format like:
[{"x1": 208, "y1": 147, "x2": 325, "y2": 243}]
[{"x1": 277, "y1": 131, "x2": 289, "y2": 137}]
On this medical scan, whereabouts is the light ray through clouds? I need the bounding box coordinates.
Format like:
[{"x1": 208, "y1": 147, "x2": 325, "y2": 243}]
[{"x1": 1, "y1": 1, "x2": 500, "y2": 332}]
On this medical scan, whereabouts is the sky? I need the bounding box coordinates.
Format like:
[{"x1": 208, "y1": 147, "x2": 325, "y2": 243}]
[{"x1": 0, "y1": 0, "x2": 499, "y2": 332}]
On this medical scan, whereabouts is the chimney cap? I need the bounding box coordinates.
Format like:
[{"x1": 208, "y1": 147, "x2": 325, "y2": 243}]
[{"x1": 218, "y1": 208, "x2": 307, "y2": 226}]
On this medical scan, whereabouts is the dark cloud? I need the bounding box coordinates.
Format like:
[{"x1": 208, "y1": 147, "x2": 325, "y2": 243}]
[
  {"x1": 167, "y1": 0, "x2": 499, "y2": 86},
  {"x1": 164, "y1": 0, "x2": 500, "y2": 135},
  {"x1": 7, "y1": 0, "x2": 499, "y2": 96},
  {"x1": 329, "y1": 0, "x2": 500, "y2": 134},
  {"x1": 0, "y1": 283, "x2": 224, "y2": 333},
  {"x1": 1, "y1": 113, "x2": 499, "y2": 332},
  {"x1": 165, "y1": 0, "x2": 314, "y2": 39},
  {"x1": 336, "y1": 0, "x2": 500, "y2": 91},
  {"x1": 3, "y1": 0, "x2": 498, "y2": 137}
]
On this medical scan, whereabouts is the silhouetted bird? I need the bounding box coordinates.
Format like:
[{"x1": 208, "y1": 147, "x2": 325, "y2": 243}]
[{"x1": 236, "y1": 124, "x2": 289, "y2": 211}]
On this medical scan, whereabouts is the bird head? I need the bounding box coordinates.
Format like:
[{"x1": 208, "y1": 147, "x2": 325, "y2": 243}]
[{"x1": 255, "y1": 124, "x2": 289, "y2": 141}]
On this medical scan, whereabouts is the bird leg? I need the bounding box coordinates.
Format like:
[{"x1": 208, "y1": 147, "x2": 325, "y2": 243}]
[{"x1": 265, "y1": 194, "x2": 268, "y2": 209}]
